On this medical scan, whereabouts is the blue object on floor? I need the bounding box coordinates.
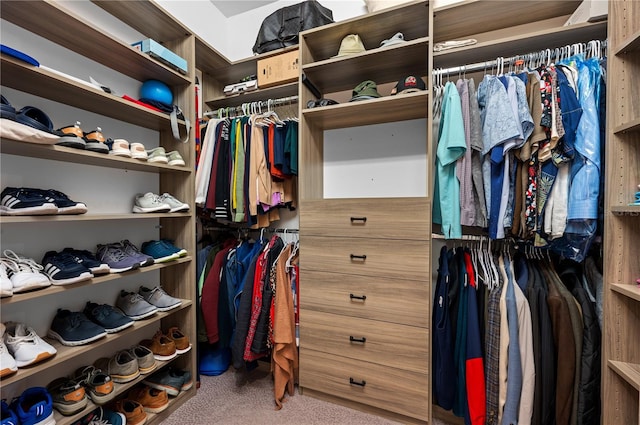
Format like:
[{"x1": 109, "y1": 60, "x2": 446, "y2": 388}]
[{"x1": 199, "y1": 343, "x2": 230, "y2": 376}]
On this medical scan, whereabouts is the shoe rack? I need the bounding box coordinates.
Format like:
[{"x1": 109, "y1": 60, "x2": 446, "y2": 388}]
[{"x1": 0, "y1": 1, "x2": 196, "y2": 423}]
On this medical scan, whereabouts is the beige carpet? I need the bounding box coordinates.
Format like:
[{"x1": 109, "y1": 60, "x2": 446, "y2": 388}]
[{"x1": 160, "y1": 365, "x2": 455, "y2": 425}]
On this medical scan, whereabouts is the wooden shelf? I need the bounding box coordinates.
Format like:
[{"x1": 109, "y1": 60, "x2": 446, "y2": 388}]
[
  {"x1": 0, "y1": 299, "x2": 192, "y2": 386},
  {"x1": 1, "y1": 257, "x2": 192, "y2": 306},
  {"x1": 614, "y1": 117, "x2": 640, "y2": 135},
  {"x1": 614, "y1": 29, "x2": 640, "y2": 56},
  {"x1": 611, "y1": 283, "x2": 640, "y2": 302},
  {"x1": 0, "y1": 139, "x2": 191, "y2": 173},
  {"x1": 433, "y1": 0, "x2": 581, "y2": 43},
  {"x1": 205, "y1": 83, "x2": 298, "y2": 110},
  {"x1": 302, "y1": 90, "x2": 428, "y2": 130},
  {"x1": 300, "y1": 1, "x2": 429, "y2": 63},
  {"x1": 1, "y1": 56, "x2": 186, "y2": 131},
  {"x1": 611, "y1": 206, "x2": 640, "y2": 215},
  {"x1": 433, "y1": 20, "x2": 607, "y2": 69},
  {"x1": 0, "y1": 213, "x2": 191, "y2": 224},
  {"x1": 609, "y1": 360, "x2": 640, "y2": 391},
  {"x1": 54, "y1": 354, "x2": 191, "y2": 425},
  {"x1": 0, "y1": 1, "x2": 190, "y2": 86},
  {"x1": 302, "y1": 37, "x2": 429, "y2": 93}
]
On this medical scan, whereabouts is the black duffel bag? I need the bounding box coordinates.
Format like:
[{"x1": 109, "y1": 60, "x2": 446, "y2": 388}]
[{"x1": 252, "y1": 0, "x2": 334, "y2": 54}]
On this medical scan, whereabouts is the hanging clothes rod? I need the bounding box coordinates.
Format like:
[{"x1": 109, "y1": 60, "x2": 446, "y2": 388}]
[
  {"x1": 204, "y1": 95, "x2": 299, "y2": 117},
  {"x1": 433, "y1": 39, "x2": 607, "y2": 77},
  {"x1": 203, "y1": 226, "x2": 299, "y2": 233}
]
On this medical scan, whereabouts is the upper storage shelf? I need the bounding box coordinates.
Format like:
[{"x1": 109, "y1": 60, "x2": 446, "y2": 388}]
[{"x1": 0, "y1": 0, "x2": 191, "y2": 86}]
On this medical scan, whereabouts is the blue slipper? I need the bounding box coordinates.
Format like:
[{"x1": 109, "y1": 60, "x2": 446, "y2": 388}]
[
  {"x1": 1, "y1": 95, "x2": 16, "y2": 121},
  {"x1": 16, "y1": 106, "x2": 54, "y2": 133}
]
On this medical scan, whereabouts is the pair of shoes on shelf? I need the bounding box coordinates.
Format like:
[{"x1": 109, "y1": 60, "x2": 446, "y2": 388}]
[
  {"x1": 109, "y1": 139, "x2": 148, "y2": 160},
  {"x1": 56, "y1": 122, "x2": 109, "y2": 154},
  {"x1": 3, "y1": 387, "x2": 55, "y2": 425},
  {"x1": 115, "y1": 285, "x2": 181, "y2": 320},
  {"x1": 143, "y1": 366, "x2": 193, "y2": 397},
  {"x1": 1, "y1": 250, "x2": 51, "y2": 296},
  {"x1": 141, "y1": 239, "x2": 187, "y2": 264},
  {"x1": 125, "y1": 384, "x2": 169, "y2": 414},
  {"x1": 41, "y1": 250, "x2": 94, "y2": 285},
  {"x1": 133, "y1": 192, "x2": 189, "y2": 213},
  {"x1": 94, "y1": 344, "x2": 156, "y2": 384},
  {"x1": 146, "y1": 146, "x2": 185, "y2": 166},
  {"x1": 0, "y1": 187, "x2": 87, "y2": 216},
  {"x1": 140, "y1": 327, "x2": 190, "y2": 362},
  {"x1": 48, "y1": 308, "x2": 108, "y2": 346},
  {"x1": 47, "y1": 364, "x2": 119, "y2": 416},
  {"x1": 2, "y1": 321, "x2": 57, "y2": 370},
  {"x1": 95, "y1": 240, "x2": 154, "y2": 273}
]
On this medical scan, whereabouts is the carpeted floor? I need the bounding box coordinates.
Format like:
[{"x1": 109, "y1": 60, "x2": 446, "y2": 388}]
[{"x1": 160, "y1": 366, "x2": 455, "y2": 425}]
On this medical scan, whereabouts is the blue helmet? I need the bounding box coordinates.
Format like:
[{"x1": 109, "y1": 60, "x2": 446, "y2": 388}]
[{"x1": 140, "y1": 79, "x2": 173, "y2": 105}]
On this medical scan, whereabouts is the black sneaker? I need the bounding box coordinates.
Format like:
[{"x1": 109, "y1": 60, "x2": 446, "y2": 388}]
[
  {"x1": 0, "y1": 187, "x2": 58, "y2": 216},
  {"x1": 62, "y1": 248, "x2": 110, "y2": 275},
  {"x1": 41, "y1": 251, "x2": 93, "y2": 285},
  {"x1": 83, "y1": 302, "x2": 133, "y2": 333},
  {"x1": 48, "y1": 309, "x2": 107, "y2": 346},
  {"x1": 38, "y1": 189, "x2": 87, "y2": 215}
]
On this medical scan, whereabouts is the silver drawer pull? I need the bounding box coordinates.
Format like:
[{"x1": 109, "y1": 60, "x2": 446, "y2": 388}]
[
  {"x1": 350, "y1": 254, "x2": 367, "y2": 261},
  {"x1": 349, "y1": 336, "x2": 366, "y2": 344},
  {"x1": 349, "y1": 377, "x2": 366, "y2": 387},
  {"x1": 349, "y1": 293, "x2": 367, "y2": 301}
]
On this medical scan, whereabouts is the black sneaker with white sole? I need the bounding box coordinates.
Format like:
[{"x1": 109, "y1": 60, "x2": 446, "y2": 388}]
[
  {"x1": 62, "y1": 248, "x2": 110, "y2": 275},
  {"x1": 0, "y1": 187, "x2": 58, "y2": 216},
  {"x1": 41, "y1": 251, "x2": 93, "y2": 285},
  {"x1": 38, "y1": 189, "x2": 88, "y2": 215},
  {"x1": 48, "y1": 309, "x2": 107, "y2": 346}
]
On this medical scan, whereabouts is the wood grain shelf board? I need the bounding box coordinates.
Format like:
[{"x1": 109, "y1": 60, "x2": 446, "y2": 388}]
[
  {"x1": 91, "y1": 0, "x2": 192, "y2": 43},
  {"x1": 302, "y1": 37, "x2": 429, "y2": 93},
  {"x1": 611, "y1": 206, "x2": 640, "y2": 215},
  {"x1": 0, "y1": 139, "x2": 192, "y2": 174},
  {"x1": 302, "y1": 91, "x2": 428, "y2": 130},
  {"x1": 0, "y1": 212, "x2": 191, "y2": 224},
  {"x1": 0, "y1": 1, "x2": 190, "y2": 86},
  {"x1": 611, "y1": 283, "x2": 640, "y2": 302},
  {"x1": 205, "y1": 83, "x2": 298, "y2": 110},
  {"x1": 300, "y1": 1, "x2": 429, "y2": 62},
  {"x1": 0, "y1": 257, "x2": 192, "y2": 306},
  {"x1": 53, "y1": 354, "x2": 188, "y2": 425},
  {"x1": 1, "y1": 57, "x2": 186, "y2": 131},
  {"x1": 433, "y1": 0, "x2": 581, "y2": 43},
  {"x1": 614, "y1": 29, "x2": 640, "y2": 56},
  {"x1": 609, "y1": 360, "x2": 640, "y2": 391},
  {"x1": 195, "y1": 36, "x2": 231, "y2": 74},
  {"x1": 614, "y1": 117, "x2": 640, "y2": 135},
  {"x1": 433, "y1": 21, "x2": 607, "y2": 69},
  {"x1": 0, "y1": 299, "x2": 192, "y2": 386}
]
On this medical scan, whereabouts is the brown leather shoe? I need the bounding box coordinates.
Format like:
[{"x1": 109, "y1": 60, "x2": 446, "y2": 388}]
[
  {"x1": 165, "y1": 327, "x2": 191, "y2": 354},
  {"x1": 140, "y1": 331, "x2": 176, "y2": 361},
  {"x1": 128, "y1": 385, "x2": 169, "y2": 414},
  {"x1": 113, "y1": 399, "x2": 147, "y2": 425}
]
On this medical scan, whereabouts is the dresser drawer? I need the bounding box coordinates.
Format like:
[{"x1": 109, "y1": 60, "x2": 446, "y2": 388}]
[
  {"x1": 302, "y1": 269, "x2": 429, "y2": 327},
  {"x1": 300, "y1": 348, "x2": 429, "y2": 421},
  {"x1": 300, "y1": 310, "x2": 428, "y2": 373},
  {"x1": 300, "y1": 236, "x2": 430, "y2": 280},
  {"x1": 300, "y1": 198, "x2": 430, "y2": 239}
]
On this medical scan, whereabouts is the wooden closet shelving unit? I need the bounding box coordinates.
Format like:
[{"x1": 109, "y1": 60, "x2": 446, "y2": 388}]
[
  {"x1": 1, "y1": 1, "x2": 196, "y2": 423},
  {"x1": 603, "y1": 0, "x2": 640, "y2": 423}
]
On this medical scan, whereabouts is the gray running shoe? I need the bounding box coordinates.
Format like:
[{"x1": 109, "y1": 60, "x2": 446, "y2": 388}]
[
  {"x1": 129, "y1": 345, "x2": 156, "y2": 375},
  {"x1": 132, "y1": 192, "x2": 170, "y2": 213},
  {"x1": 95, "y1": 244, "x2": 141, "y2": 273},
  {"x1": 159, "y1": 193, "x2": 189, "y2": 212},
  {"x1": 116, "y1": 290, "x2": 157, "y2": 320},
  {"x1": 119, "y1": 240, "x2": 154, "y2": 267},
  {"x1": 139, "y1": 285, "x2": 181, "y2": 312},
  {"x1": 94, "y1": 350, "x2": 140, "y2": 383}
]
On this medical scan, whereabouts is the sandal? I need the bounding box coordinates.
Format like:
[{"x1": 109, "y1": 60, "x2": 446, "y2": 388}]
[
  {"x1": 15, "y1": 105, "x2": 54, "y2": 133},
  {"x1": 55, "y1": 121, "x2": 86, "y2": 149},
  {"x1": 1, "y1": 95, "x2": 16, "y2": 121},
  {"x1": 83, "y1": 127, "x2": 109, "y2": 154}
]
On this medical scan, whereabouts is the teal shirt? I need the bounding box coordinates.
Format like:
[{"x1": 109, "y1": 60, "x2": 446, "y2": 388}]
[{"x1": 433, "y1": 82, "x2": 467, "y2": 239}]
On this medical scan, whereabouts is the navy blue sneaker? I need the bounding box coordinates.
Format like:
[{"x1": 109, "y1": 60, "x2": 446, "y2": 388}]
[
  {"x1": 41, "y1": 251, "x2": 93, "y2": 285},
  {"x1": 140, "y1": 240, "x2": 180, "y2": 263},
  {"x1": 0, "y1": 187, "x2": 58, "y2": 216},
  {"x1": 38, "y1": 189, "x2": 87, "y2": 215},
  {"x1": 1, "y1": 400, "x2": 18, "y2": 425},
  {"x1": 48, "y1": 309, "x2": 107, "y2": 346},
  {"x1": 10, "y1": 387, "x2": 55, "y2": 425},
  {"x1": 83, "y1": 302, "x2": 133, "y2": 333},
  {"x1": 62, "y1": 248, "x2": 110, "y2": 275}
]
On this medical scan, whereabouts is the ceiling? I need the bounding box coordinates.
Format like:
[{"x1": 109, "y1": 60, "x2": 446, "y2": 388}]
[{"x1": 209, "y1": 1, "x2": 278, "y2": 17}]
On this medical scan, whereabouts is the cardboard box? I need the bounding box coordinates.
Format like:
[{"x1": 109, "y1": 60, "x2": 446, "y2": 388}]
[
  {"x1": 132, "y1": 39, "x2": 188, "y2": 75},
  {"x1": 257, "y1": 50, "x2": 299, "y2": 88}
]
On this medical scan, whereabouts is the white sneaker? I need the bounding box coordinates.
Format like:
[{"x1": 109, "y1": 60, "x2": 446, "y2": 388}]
[
  {"x1": 132, "y1": 192, "x2": 171, "y2": 213},
  {"x1": 159, "y1": 193, "x2": 190, "y2": 213},
  {"x1": 109, "y1": 139, "x2": 132, "y2": 157},
  {"x1": 4, "y1": 322, "x2": 57, "y2": 367},
  {"x1": 130, "y1": 142, "x2": 148, "y2": 160},
  {"x1": 2, "y1": 250, "x2": 51, "y2": 293},
  {"x1": 0, "y1": 323, "x2": 18, "y2": 377},
  {"x1": 0, "y1": 261, "x2": 12, "y2": 297}
]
